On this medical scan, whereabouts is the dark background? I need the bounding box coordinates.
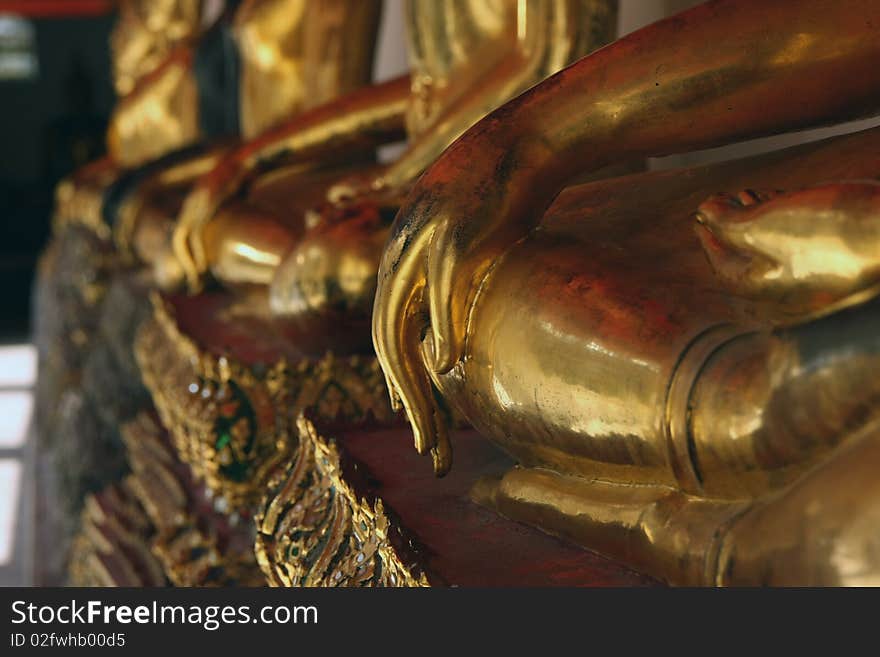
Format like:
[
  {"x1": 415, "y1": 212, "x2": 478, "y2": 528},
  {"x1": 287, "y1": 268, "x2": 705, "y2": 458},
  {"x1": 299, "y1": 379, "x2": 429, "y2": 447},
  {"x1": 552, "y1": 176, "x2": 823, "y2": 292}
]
[{"x1": 0, "y1": 8, "x2": 114, "y2": 339}]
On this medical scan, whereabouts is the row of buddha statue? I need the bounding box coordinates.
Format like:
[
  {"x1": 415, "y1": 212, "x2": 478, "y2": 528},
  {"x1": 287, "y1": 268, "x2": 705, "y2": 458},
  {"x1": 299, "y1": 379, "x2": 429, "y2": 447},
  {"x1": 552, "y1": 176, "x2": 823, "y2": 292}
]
[{"x1": 52, "y1": 0, "x2": 880, "y2": 586}]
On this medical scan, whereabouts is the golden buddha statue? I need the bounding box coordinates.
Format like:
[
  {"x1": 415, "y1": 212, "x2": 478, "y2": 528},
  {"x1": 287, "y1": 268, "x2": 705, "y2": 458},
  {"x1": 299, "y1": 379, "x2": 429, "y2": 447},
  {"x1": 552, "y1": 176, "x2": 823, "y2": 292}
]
[
  {"x1": 108, "y1": 0, "x2": 382, "y2": 169},
  {"x1": 109, "y1": 0, "x2": 390, "y2": 300},
  {"x1": 371, "y1": 0, "x2": 880, "y2": 585},
  {"x1": 53, "y1": 0, "x2": 207, "y2": 234},
  {"x1": 110, "y1": 0, "x2": 204, "y2": 99},
  {"x1": 162, "y1": 0, "x2": 619, "y2": 334},
  {"x1": 113, "y1": 0, "x2": 387, "y2": 295},
  {"x1": 56, "y1": 0, "x2": 383, "y2": 245},
  {"x1": 105, "y1": 0, "x2": 208, "y2": 168},
  {"x1": 123, "y1": 0, "x2": 617, "y2": 531}
]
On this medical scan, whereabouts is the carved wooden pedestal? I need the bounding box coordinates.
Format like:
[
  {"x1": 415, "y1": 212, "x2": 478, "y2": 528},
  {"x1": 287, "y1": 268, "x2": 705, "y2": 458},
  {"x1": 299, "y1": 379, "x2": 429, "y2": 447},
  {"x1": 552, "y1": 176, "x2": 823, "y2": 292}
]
[{"x1": 123, "y1": 289, "x2": 657, "y2": 586}]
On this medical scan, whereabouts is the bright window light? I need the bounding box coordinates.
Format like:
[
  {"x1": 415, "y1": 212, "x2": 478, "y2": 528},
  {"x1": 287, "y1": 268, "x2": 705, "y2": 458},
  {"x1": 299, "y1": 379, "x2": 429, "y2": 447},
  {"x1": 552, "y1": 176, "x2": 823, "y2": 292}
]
[
  {"x1": 0, "y1": 459, "x2": 21, "y2": 565},
  {"x1": 0, "y1": 344, "x2": 36, "y2": 388},
  {"x1": 0, "y1": 391, "x2": 33, "y2": 448}
]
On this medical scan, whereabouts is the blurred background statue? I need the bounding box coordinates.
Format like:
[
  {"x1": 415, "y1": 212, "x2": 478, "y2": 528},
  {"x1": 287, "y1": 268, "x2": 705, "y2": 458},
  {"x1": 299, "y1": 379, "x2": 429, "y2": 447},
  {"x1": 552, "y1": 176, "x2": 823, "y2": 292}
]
[{"x1": 153, "y1": 0, "x2": 618, "y2": 358}]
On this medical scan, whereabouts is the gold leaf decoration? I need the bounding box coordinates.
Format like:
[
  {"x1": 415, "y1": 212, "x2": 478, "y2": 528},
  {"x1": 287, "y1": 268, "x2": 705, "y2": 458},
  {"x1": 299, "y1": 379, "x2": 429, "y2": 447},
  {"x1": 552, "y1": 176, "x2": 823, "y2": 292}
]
[{"x1": 255, "y1": 415, "x2": 429, "y2": 587}]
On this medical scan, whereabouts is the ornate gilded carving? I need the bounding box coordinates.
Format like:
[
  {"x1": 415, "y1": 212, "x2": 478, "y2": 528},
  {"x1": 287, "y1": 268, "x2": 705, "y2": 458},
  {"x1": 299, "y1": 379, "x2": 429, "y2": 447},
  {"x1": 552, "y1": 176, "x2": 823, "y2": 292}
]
[
  {"x1": 69, "y1": 413, "x2": 266, "y2": 587},
  {"x1": 68, "y1": 480, "x2": 167, "y2": 587},
  {"x1": 121, "y1": 413, "x2": 265, "y2": 587},
  {"x1": 255, "y1": 415, "x2": 429, "y2": 587},
  {"x1": 135, "y1": 292, "x2": 393, "y2": 510}
]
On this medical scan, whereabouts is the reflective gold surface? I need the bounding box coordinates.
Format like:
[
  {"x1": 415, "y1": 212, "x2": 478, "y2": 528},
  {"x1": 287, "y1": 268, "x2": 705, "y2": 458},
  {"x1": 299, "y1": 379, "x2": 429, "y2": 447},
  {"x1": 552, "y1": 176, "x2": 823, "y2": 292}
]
[
  {"x1": 109, "y1": 0, "x2": 383, "y2": 169},
  {"x1": 372, "y1": 0, "x2": 880, "y2": 584},
  {"x1": 55, "y1": 0, "x2": 212, "y2": 234},
  {"x1": 446, "y1": 136, "x2": 880, "y2": 488},
  {"x1": 110, "y1": 0, "x2": 204, "y2": 97},
  {"x1": 102, "y1": 0, "x2": 386, "y2": 290},
  {"x1": 118, "y1": 143, "x2": 231, "y2": 261},
  {"x1": 107, "y1": 46, "x2": 202, "y2": 168},
  {"x1": 381, "y1": 0, "x2": 618, "y2": 190},
  {"x1": 170, "y1": 0, "x2": 617, "y2": 305},
  {"x1": 267, "y1": 195, "x2": 394, "y2": 322},
  {"x1": 235, "y1": 0, "x2": 381, "y2": 140},
  {"x1": 374, "y1": 0, "x2": 880, "y2": 472},
  {"x1": 171, "y1": 76, "x2": 411, "y2": 290}
]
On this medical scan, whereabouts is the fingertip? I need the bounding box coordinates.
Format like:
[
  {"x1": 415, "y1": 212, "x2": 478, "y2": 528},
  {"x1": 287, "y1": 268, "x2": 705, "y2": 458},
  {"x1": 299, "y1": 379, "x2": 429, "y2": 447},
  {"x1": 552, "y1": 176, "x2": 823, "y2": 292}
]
[
  {"x1": 410, "y1": 416, "x2": 434, "y2": 455},
  {"x1": 431, "y1": 430, "x2": 453, "y2": 477},
  {"x1": 387, "y1": 380, "x2": 402, "y2": 413},
  {"x1": 169, "y1": 231, "x2": 192, "y2": 287},
  {"x1": 428, "y1": 310, "x2": 463, "y2": 374},
  {"x1": 694, "y1": 220, "x2": 723, "y2": 254},
  {"x1": 431, "y1": 330, "x2": 456, "y2": 374}
]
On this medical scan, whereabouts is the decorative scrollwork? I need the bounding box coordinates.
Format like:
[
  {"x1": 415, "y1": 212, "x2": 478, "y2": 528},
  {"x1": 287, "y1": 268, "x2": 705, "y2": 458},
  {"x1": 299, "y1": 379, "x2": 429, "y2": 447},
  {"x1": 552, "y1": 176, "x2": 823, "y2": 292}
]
[
  {"x1": 121, "y1": 412, "x2": 265, "y2": 587},
  {"x1": 255, "y1": 415, "x2": 429, "y2": 587},
  {"x1": 69, "y1": 412, "x2": 266, "y2": 587},
  {"x1": 67, "y1": 479, "x2": 167, "y2": 587},
  {"x1": 135, "y1": 292, "x2": 393, "y2": 511}
]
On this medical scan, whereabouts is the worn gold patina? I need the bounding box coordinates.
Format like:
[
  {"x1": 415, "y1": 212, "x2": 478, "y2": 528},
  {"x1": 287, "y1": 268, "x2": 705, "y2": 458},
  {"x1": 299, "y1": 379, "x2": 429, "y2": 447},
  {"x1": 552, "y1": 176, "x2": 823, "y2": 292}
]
[{"x1": 373, "y1": 0, "x2": 880, "y2": 585}]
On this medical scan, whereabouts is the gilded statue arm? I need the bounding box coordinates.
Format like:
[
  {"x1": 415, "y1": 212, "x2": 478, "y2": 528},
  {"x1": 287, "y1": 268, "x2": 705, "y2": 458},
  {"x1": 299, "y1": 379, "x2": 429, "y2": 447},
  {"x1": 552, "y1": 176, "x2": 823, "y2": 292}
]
[
  {"x1": 112, "y1": 143, "x2": 235, "y2": 259},
  {"x1": 236, "y1": 74, "x2": 411, "y2": 174},
  {"x1": 370, "y1": 65, "x2": 546, "y2": 196},
  {"x1": 333, "y1": 0, "x2": 616, "y2": 198},
  {"x1": 172, "y1": 74, "x2": 411, "y2": 291},
  {"x1": 147, "y1": 145, "x2": 232, "y2": 188},
  {"x1": 372, "y1": 0, "x2": 880, "y2": 474}
]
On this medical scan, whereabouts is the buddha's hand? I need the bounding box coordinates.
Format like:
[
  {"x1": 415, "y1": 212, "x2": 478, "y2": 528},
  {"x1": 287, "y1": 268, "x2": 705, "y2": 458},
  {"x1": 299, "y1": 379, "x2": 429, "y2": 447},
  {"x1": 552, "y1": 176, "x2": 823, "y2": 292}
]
[
  {"x1": 322, "y1": 169, "x2": 411, "y2": 221},
  {"x1": 694, "y1": 182, "x2": 880, "y2": 318},
  {"x1": 171, "y1": 156, "x2": 248, "y2": 292},
  {"x1": 372, "y1": 130, "x2": 545, "y2": 475}
]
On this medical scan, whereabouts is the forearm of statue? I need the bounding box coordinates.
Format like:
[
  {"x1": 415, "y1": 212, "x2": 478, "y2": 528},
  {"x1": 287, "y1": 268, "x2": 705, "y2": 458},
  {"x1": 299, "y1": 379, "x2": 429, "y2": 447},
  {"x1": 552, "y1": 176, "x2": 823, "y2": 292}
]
[
  {"x1": 53, "y1": 156, "x2": 117, "y2": 234},
  {"x1": 372, "y1": 0, "x2": 880, "y2": 475},
  {"x1": 379, "y1": 52, "x2": 536, "y2": 191},
  {"x1": 118, "y1": 144, "x2": 232, "y2": 264},
  {"x1": 150, "y1": 143, "x2": 233, "y2": 188},
  {"x1": 238, "y1": 74, "x2": 411, "y2": 173},
  {"x1": 422, "y1": 0, "x2": 880, "y2": 256},
  {"x1": 380, "y1": 0, "x2": 616, "y2": 191}
]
